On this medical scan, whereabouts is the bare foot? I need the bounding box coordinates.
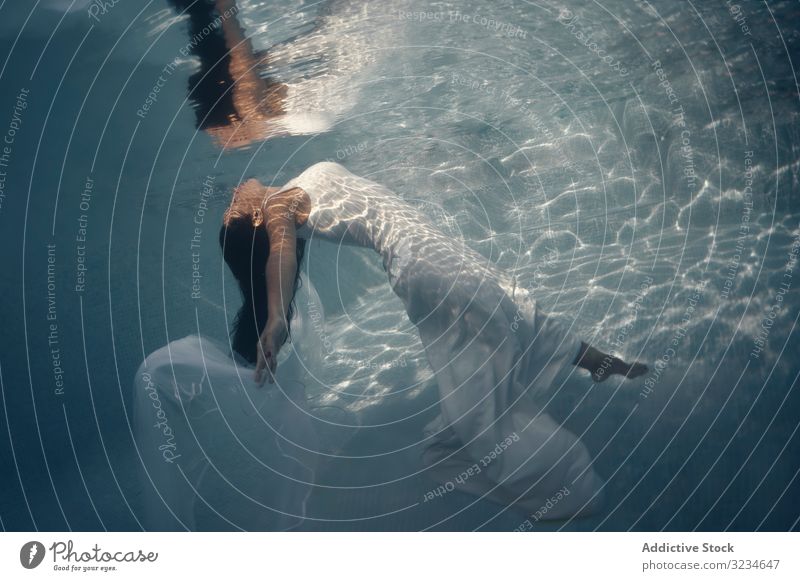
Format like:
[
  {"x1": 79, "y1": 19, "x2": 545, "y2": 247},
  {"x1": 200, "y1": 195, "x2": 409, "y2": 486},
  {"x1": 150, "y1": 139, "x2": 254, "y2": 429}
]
[
  {"x1": 591, "y1": 358, "x2": 648, "y2": 382},
  {"x1": 622, "y1": 361, "x2": 649, "y2": 379},
  {"x1": 610, "y1": 358, "x2": 648, "y2": 380}
]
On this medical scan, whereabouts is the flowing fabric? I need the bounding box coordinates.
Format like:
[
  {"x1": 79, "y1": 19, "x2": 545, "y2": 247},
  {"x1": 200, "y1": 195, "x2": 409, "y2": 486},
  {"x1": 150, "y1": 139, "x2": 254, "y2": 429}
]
[
  {"x1": 279, "y1": 162, "x2": 604, "y2": 518},
  {"x1": 133, "y1": 273, "x2": 323, "y2": 531}
]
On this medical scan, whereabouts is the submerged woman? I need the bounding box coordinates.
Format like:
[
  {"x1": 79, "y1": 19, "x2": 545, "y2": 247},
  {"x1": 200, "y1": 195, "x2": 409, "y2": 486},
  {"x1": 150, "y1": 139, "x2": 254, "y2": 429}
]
[{"x1": 220, "y1": 162, "x2": 648, "y2": 519}]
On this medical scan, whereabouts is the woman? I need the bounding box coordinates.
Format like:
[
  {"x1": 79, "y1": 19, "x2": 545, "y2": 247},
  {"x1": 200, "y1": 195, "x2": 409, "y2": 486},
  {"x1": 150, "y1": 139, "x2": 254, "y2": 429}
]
[{"x1": 220, "y1": 161, "x2": 648, "y2": 519}]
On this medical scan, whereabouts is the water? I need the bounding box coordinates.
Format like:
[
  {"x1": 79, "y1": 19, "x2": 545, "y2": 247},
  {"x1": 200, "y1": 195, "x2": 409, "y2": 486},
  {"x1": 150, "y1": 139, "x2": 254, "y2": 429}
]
[{"x1": 0, "y1": 0, "x2": 798, "y2": 531}]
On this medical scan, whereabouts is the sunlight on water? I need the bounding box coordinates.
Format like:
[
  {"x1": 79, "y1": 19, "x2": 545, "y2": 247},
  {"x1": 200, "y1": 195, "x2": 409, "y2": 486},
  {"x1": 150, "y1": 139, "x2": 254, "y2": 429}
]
[{"x1": 1, "y1": 0, "x2": 798, "y2": 532}]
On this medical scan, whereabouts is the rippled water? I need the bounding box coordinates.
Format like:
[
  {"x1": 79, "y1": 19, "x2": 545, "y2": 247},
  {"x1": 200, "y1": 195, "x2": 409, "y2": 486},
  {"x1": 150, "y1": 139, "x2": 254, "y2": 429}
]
[{"x1": 0, "y1": 0, "x2": 798, "y2": 531}]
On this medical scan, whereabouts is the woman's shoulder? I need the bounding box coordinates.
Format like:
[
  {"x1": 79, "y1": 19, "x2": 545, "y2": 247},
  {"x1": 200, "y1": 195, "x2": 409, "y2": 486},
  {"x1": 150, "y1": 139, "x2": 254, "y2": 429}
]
[
  {"x1": 283, "y1": 162, "x2": 352, "y2": 197},
  {"x1": 298, "y1": 161, "x2": 351, "y2": 179}
]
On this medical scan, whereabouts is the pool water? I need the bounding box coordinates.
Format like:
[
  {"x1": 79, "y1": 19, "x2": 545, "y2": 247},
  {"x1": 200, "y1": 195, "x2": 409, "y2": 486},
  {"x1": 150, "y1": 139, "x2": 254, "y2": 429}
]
[{"x1": 0, "y1": 0, "x2": 798, "y2": 531}]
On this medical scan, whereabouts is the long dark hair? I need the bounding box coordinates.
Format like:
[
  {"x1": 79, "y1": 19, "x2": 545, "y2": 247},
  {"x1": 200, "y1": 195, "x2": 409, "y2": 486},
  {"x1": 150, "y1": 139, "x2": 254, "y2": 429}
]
[{"x1": 219, "y1": 196, "x2": 306, "y2": 364}]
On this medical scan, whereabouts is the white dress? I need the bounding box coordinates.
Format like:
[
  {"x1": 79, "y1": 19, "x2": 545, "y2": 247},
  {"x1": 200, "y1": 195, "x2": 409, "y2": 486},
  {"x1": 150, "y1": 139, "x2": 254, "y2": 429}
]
[
  {"x1": 279, "y1": 161, "x2": 604, "y2": 519},
  {"x1": 133, "y1": 274, "x2": 325, "y2": 531}
]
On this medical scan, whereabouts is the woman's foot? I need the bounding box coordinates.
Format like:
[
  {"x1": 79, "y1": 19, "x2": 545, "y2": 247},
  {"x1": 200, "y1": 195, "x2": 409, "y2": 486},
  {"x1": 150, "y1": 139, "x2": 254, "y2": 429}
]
[
  {"x1": 575, "y1": 343, "x2": 648, "y2": 382},
  {"x1": 592, "y1": 357, "x2": 648, "y2": 382}
]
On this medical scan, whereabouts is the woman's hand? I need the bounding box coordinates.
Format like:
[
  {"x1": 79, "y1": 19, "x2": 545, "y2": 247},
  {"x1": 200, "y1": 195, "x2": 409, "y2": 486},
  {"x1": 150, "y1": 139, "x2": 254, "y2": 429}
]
[{"x1": 254, "y1": 319, "x2": 287, "y2": 385}]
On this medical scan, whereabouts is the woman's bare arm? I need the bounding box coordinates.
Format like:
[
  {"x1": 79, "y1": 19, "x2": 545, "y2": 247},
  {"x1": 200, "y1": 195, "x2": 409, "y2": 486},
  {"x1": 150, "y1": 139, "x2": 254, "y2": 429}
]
[{"x1": 254, "y1": 191, "x2": 298, "y2": 383}]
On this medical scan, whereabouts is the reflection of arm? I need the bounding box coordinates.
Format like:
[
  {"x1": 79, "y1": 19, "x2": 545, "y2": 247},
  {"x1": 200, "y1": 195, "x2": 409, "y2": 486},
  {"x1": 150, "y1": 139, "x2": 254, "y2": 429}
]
[
  {"x1": 216, "y1": 0, "x2": 286, "y2": 119},
  {"x1": 166, "y1": 0, "x2": 287, "y2": 148}
]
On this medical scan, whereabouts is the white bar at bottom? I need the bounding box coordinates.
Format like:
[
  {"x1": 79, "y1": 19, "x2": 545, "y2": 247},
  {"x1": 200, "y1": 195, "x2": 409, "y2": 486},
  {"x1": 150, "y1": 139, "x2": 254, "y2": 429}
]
[{"x1": 1, "y1": 532, "x2": 796, "y2": 580}]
